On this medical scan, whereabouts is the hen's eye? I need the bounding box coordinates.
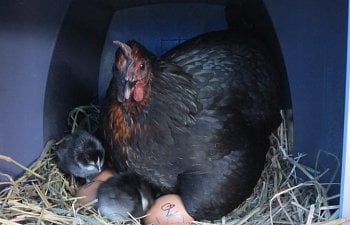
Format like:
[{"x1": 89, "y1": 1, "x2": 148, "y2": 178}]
[{"x1": 139, "y1": 63, "x2": 145, "y2": 70}]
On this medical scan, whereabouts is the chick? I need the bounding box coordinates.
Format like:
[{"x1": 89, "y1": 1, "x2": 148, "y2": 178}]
[
  {"x1": 55, "y1": 130, "x2": 105, "y2": 181},
  {"x1": 97, "y1": 172, "x2": 154, "y2": 222}
]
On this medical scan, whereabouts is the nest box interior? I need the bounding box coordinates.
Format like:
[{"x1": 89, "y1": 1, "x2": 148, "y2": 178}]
[{"x1": 0, "y1": 0, "x2": 347, "y2": 210}]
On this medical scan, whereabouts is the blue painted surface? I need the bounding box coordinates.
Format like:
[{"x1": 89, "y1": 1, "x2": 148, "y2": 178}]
[
  {"x1": 264, "y1": 0, "x2": 347, "y2": 198},
  {"x1": 43, "y1": 0, "x2": 113, "y2": 142},
  {"x1": 0, "y1": 0, "x2": 70, "y2": 180},
  {"x1": 340, "y1": 0, "x2": 350, "y2": 220}
]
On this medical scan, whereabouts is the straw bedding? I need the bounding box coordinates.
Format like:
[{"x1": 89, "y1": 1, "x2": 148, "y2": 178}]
[{"x1": 0, "y1": 106, "x2": 348, "y2": 225}]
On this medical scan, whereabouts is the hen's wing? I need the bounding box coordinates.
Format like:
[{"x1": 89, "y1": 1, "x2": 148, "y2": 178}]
[
  {"x1": 160, "y1": 31, "x2": 282, "y2": 219},
  {"x1": 163, "y1": 30, "x2": 282, "y2": 134}
]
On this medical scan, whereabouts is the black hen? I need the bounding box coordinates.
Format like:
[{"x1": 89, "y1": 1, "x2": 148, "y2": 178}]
[{"x1": 100, "y1": 30, "x2": 282, "y2": 220}]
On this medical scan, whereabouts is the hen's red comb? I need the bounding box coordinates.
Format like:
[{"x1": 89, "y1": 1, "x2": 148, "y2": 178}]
[{"x1": 113, "y1": 40, "x2": 132, "y2": 58}]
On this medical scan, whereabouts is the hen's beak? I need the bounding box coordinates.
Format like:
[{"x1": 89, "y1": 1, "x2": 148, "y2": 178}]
[
  {"x1": 114, "y1": 40, "x2": 135, "y2": 102},
  {"x1": 123, "y1": 80, "x2": 137, "y2": 100},
  {"x1": 118, "y1": 79, "x2": 137, "y2": 102}
]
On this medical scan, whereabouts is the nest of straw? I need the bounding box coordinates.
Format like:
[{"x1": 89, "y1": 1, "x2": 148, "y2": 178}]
[{"x1": 0, "y1": 106, "x2": 348, "y2": 225}]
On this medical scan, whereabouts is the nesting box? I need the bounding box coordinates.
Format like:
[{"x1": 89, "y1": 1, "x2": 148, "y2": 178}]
[{"x1": 0, "y1": 0, "x2": 348, "y2": 220}]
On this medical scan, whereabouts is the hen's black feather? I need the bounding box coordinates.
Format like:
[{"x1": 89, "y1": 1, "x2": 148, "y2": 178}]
[{"x1": 100, "y1": 30, "x2": 282, "y2": 220}]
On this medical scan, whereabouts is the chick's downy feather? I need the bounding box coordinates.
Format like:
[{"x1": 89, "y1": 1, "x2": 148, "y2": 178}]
[
  {"x1": 97, "y1": 172, "x2": 154, "y2": 221},
  {"x1": 55, "y1": 130, "x2": 105, "y2": 181}
]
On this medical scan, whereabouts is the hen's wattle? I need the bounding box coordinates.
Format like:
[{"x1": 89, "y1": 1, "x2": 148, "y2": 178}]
[{"x1": 100, "y1": 30, "x2": 282, "y2": 220}]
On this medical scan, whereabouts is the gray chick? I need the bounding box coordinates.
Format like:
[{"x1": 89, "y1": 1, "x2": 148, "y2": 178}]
[
  {"x1": 55, "y1": 130, "x2": 105, "y2": 181},
  {"x1": 97, "y1": 172, "x2": 154, "y2": 222}
]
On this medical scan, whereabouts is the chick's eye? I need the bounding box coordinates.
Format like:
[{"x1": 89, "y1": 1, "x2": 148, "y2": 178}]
[{"x1": 139, "y1": 63, "x2": 145, "y2": 70}]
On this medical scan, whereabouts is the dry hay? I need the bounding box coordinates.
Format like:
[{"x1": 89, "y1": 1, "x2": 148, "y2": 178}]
[{"x1": 0, "y1": 106, "x2": 349, "y2": 225}]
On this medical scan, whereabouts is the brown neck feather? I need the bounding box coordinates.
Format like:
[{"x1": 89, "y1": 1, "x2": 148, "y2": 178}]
[{"x1": 107, "y1": 85, "x2": 152, "y2": 144}]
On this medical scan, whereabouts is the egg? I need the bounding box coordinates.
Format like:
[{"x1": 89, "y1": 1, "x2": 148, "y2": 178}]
[
  {"x1": 143, "y1": 194, "x2": 194, "y2": 225},
  {"x1": 76, "y1": 169, "x2": 114, "y2": 205},
  {"x1": 92, "y1": 169, "x2": 114, "y2": 182}
]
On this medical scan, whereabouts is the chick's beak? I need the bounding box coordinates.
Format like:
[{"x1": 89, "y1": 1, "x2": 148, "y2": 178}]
[{"x1": 96, "y1": 157, "x2": 102, "y2": 173}]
